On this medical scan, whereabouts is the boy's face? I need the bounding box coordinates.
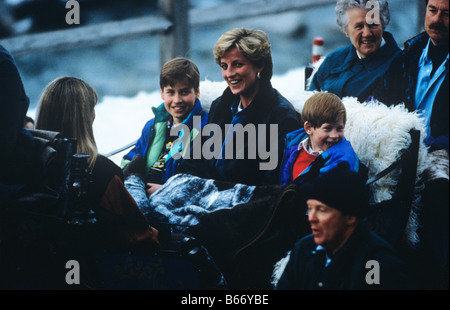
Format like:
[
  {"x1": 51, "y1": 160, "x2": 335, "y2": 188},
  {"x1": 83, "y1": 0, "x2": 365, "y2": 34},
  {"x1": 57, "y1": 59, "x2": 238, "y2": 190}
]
[
  {"x1": 304, "y1": 119, "x2": 345, "y2": 152},
  {"x1": 161, "y1": 79, "x2": 199, "y2": 125}
]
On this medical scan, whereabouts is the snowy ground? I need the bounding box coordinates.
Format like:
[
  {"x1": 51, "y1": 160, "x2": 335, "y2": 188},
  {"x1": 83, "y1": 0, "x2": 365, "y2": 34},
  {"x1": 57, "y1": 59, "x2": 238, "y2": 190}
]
[
  {"x1": 93, "y1": 67, "x2": 306, "y2": 166},
  {"x1": 27, "y1": 66, "x2": 306, "y2": 166}
]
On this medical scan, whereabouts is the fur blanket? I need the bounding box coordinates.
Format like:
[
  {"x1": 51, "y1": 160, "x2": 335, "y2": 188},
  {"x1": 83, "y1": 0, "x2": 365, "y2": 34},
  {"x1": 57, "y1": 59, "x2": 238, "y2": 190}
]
[
  {"x1": 148, "y1": 173, "x2": 309, "y2": 289},
  {"x1": 196, "y1": 75, "x2": 448, "y2": 288},
  {"x1": 198, "y1": 76, "x2": 431, "y2": 247},
  {"x1": 148, "y1": 173, "x2": 256, "y2": 233}
]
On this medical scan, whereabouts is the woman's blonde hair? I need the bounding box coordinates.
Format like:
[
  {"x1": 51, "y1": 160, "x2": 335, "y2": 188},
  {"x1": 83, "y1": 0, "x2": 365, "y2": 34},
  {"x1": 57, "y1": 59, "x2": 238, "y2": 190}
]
[
  {"x1": 213, "y1": 28, "x2": 273, "y2": 81},
  {"x1": 36, "y1": 76, "x2": 98, "y2": 168}
]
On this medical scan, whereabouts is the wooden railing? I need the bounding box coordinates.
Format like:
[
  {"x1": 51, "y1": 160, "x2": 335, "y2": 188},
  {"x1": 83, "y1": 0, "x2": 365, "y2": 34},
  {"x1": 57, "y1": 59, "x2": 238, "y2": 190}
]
[
  {"x1": 0, "y1": 0, "x2": 425, "y2": 157},
  {"x1": 1, "y1": 0, "x2": 339, "y2": 157},
  {"x1": 0, "y1": 0, "x2": 336, "y2": 66}
]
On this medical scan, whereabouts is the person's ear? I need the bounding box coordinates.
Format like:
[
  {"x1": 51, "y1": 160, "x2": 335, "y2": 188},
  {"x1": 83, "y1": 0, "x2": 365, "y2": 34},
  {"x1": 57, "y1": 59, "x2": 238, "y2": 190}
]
[
  {"x1": 346, "y1": 215, "x2": 357, "y2": 226},
  {"x1": 344, "y1": 26, "x2": 350, "y2": 38},
  {"x1": 258, "y1": 64, "x2": 265, "y2": 76},
  {"x1": 304, "y1": 121, "x2": 313, "y2": 135},
  {"x1": 195, "y1": 88, "x2": 200, "y2": 100}
]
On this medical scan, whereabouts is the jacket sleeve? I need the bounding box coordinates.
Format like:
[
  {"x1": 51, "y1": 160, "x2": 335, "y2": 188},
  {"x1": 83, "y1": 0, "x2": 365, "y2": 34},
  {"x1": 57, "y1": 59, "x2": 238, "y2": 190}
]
[
  {"x1": 308, "y1": 68, "x2": 322, "y2": 92},
  {"x1": 373, "y1": 52, "x2": 408, "y2": 106},
  {"x1": 319, "y1": 139, "x2": 360, "y2": 175},
  {"x1": 308, "y1": 57, "x2": 330, "y2": 92},
  {"x1": 97, "y1": 175, "x2": 160, "y2": 249}
]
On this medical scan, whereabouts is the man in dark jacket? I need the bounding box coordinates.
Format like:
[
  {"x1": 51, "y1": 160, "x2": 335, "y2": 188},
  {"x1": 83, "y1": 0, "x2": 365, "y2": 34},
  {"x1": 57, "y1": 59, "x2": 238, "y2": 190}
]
[
  {"x1": 0, "y1": 44, "x2": 36, "y2": 202},
  {"x1": 378, "y1": 0, "x2": 448, "y2": 152},
  {"x1": 275, "y1": 167, "x2": 413, "y2": 290}
]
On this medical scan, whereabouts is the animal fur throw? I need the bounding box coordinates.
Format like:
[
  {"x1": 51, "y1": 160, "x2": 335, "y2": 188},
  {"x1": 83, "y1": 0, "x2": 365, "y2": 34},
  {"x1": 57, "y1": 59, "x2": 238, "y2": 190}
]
[
  {"x1": 195, "y1": 76, "x2": 447, "y2": 287},
  {"x1": 199, "y1": 76, "x2": 433, "y2": 239},
  {"x1": 147, "y1": 173, "x2": 304, "y2": 289},
  {"x1": 195, "y1": 74, "x2": 448, "y2": 286},
  {"x1": 148, "y1": 173, "x2": 256, "y2": 233}
]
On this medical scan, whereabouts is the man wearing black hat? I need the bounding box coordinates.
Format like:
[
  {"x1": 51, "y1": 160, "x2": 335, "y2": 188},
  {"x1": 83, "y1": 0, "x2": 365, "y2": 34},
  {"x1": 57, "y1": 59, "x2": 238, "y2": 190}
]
[{"x1": 275, "y1": 167, "x2": 413, "y2": 290}]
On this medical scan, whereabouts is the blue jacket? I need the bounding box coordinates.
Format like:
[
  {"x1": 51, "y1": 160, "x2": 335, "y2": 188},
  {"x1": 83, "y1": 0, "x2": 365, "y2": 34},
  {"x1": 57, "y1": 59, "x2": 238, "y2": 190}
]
[
  {"x1": 279, "y1": 128, "x2": 361, "y2": 185},
  {"x1": 375, "y1": 32, "x2": 449, "y2": 152},
  {"x1": 180, "y1": 79, "x2": 301, "y2": 186},
  {"x1": 0, "y1": 44, "x2": 36, "y2": 200},
  {"x1": 309, "y1": 32, "x2": 401, "y2": 103},
  {"x1": 122, "y1": 99, "x2": 208, "y2": 183}
]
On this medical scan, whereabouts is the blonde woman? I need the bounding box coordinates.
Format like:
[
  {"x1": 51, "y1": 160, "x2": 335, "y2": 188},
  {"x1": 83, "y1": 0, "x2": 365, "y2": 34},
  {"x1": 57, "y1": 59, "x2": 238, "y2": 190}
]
[
  {"x1": 37, "y1": 77, "x2": 99, "y2": 166},
  {"x1": 181, "y1": 28, "x2": 300, "y2": 186},
  {"x1": 36, "y1": 77, "x2": 160, "y2": 248},
  {"x1": 36, "y1": 77, "x2": 119, "y2": 204}
]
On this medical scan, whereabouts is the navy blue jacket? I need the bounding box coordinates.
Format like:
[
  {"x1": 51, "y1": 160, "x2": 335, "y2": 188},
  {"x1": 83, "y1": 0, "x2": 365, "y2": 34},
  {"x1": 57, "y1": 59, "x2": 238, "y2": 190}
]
[
  {"x1": 309, "y1": 32, "x2": 401, "y2": 103},
  {"x1": 276, "y1": 223, "x2": 414, "y2": 290},
  {"x1": 180, "y1": 79, "x2": 301, "y2": 186}
]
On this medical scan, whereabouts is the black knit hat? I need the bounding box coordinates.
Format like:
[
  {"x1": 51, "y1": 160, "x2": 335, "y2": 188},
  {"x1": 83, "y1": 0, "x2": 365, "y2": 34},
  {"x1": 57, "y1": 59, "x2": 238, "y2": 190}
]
[{"x1": 306, "y1": 166, "x2": 369, "y2": 218}]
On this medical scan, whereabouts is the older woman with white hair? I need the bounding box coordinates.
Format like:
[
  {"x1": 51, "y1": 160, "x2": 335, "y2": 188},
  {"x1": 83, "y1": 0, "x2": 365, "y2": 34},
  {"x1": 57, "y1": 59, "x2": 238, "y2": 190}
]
[{"x1": 309, "y1": 0, "x2": 401, "y2": 103}]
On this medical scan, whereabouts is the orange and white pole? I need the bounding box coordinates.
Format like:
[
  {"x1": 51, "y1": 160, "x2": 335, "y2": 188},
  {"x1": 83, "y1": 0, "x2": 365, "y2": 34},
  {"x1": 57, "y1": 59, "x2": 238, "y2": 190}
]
[{"x1": 312, "y1": 37, "x2": 324, "y2": 63}]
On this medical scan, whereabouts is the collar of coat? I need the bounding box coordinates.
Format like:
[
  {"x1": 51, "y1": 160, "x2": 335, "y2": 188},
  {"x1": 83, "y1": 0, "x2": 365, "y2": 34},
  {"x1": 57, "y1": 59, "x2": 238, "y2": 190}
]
[
  {"x1": 330, "y1": 31, "x2": 400, "y2": 74},
  {"x1": 403, "y1": 31, "x2": 430, "y2": 53},
  {"x1": 218, "y1": 78, "x2": 278, "y2": 122}
]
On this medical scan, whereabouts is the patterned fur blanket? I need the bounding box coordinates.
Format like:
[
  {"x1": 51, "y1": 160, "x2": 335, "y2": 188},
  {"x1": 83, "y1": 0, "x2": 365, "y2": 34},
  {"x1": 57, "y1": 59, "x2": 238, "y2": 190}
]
[
  {"x1": 148, "y1": 174, "x2": 256, "y2": 233},
  {"x1": 148, "y1": 173, "x2": 309, "y2": 289},
  {"x1": 198, "y1": 76, "x2": 438, "y2": 248}
]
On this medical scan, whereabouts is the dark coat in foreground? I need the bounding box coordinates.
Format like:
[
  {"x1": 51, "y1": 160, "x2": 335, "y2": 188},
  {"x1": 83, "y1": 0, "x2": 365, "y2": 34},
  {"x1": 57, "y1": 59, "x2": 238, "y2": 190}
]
[
  {"x1": 275, "y1": 223, "x2": 414, "y2": 290},
  {"x1": 180, "y1": 79, "x2": 301, "y2": 186}
]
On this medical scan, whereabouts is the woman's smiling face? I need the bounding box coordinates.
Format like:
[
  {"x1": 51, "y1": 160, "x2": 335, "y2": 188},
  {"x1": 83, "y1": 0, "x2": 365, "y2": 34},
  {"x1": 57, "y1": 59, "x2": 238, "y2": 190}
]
[
  {"x1": 219, "y1": 47, "x2": 263, "y2": 107},
  {"x1": 345, "y1": 8, "x2": 384, "y2": 58}
]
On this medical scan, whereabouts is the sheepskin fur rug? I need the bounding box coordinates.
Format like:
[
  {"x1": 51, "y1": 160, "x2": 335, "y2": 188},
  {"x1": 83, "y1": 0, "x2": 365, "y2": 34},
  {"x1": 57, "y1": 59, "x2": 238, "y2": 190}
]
[
  {"x1": 199, "y1": 78, "x2": 428, "y2": 210},
  {"x1": 196, "y1": 76, "x2": 448, "y2": 288}
]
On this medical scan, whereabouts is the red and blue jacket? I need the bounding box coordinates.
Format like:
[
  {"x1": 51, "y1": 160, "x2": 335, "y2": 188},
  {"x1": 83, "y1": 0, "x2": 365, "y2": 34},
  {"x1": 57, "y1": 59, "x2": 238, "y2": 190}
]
[{"x1": 279, "y1": 128, "x2": 362, "y2": 186}]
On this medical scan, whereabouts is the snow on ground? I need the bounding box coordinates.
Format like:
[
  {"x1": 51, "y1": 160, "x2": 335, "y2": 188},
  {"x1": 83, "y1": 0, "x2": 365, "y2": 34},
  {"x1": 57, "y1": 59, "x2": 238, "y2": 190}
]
[
  {"x1": 91, "y1": 67, "x2": 306, "y2": 166},
  {"x1": 26, "y1": 67, "x2": 306, "y2": 166}
]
